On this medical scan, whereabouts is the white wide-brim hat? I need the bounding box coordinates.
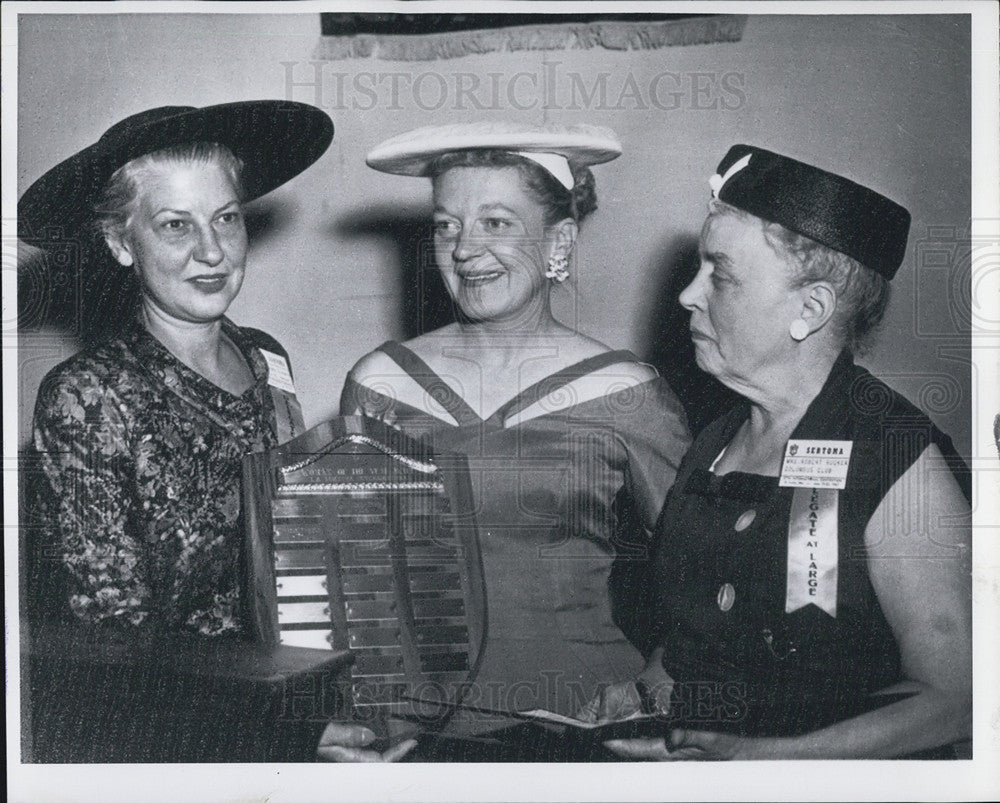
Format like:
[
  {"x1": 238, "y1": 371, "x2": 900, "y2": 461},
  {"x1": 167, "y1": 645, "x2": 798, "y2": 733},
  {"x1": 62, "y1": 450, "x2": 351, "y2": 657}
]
[{"x1": 366, "y1": 121, "x2": 622, "y2": 190}]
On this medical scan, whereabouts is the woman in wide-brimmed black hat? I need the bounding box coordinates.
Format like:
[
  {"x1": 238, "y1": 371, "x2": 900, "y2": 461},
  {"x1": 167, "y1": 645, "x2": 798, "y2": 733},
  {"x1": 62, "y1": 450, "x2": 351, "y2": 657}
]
[{"x1": 21, "y1": 101, "x2": 332, "y2": 636}]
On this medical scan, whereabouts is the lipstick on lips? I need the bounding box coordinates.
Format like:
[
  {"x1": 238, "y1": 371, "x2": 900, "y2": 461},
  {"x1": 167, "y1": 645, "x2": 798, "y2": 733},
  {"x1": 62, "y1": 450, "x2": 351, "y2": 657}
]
[
  {"x1": 188, "y1": 273, "x2": 229, "y2": 292},
  {"x1": 458, "y1": 269, "x2": 504, "y2": 285}
]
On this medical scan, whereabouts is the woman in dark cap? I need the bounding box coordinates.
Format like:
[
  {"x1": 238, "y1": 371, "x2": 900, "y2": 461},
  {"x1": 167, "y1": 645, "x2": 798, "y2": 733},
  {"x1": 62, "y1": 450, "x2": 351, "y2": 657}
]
[
  {"x1": 21, "y1": 101, "x2": 333, "y2": 635},
  {"x1": 320, "y1": 122, "x2": 690, "y2": 761},
  {"x1": 580, "y1": 145, "x2": 972, "y2": 759}
]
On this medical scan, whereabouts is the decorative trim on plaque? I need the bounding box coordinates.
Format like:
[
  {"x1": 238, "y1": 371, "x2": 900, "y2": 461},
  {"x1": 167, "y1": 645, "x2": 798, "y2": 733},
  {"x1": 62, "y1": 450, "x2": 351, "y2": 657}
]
[
  {"x1": 279, "y1": 480, "x2": 446, "y2": 495},
  {"x1": 280, "y1": 434, "x2": 439, "y2": 476}
]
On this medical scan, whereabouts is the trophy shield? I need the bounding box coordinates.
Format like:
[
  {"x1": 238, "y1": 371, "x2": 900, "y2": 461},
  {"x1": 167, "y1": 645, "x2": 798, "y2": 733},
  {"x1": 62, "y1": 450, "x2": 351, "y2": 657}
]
[{"x1": 243, "y1": 416, "x2": 484, "y2": 715}]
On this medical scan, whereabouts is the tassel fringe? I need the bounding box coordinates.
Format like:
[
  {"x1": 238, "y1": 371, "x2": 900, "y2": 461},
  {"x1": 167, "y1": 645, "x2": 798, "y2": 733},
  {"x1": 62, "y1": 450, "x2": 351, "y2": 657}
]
[{"x1": 316, "y1": 15, "x2": 747, "y2": 62}]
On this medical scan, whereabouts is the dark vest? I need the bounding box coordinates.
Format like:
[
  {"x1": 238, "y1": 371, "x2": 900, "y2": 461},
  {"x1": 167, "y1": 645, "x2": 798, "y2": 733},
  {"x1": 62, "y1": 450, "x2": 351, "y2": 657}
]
[{"x1": 648, "y1": 351, "x2": 969, "y2": 737}]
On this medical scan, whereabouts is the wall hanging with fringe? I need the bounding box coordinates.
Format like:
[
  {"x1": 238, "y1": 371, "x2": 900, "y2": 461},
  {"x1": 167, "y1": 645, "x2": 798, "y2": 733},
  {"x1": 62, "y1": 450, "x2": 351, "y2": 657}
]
[{"x1": 317, "y1": 13, "x2": 747, "y2": 62}]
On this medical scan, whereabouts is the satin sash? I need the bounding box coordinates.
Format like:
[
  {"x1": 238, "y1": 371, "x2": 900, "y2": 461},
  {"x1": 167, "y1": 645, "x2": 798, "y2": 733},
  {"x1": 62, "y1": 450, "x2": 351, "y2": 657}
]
[{"x1": 785, "y1": 487, "x2": 839, "y2": 617}]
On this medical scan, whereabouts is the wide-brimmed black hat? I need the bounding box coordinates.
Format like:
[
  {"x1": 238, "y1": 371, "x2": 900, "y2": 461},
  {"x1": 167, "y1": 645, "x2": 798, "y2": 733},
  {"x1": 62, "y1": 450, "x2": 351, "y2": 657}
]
[
  {"x1": 709, "y1": 144, "x2": 911, "y2": 279},
  {"x1": 18, "y1": 100, "x2": 334, "y2": 244}
]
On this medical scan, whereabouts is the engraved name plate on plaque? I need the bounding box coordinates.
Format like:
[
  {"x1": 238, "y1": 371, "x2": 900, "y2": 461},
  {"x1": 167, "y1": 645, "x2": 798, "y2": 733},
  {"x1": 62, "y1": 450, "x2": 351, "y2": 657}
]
[{"x1": 243, "y1": 416, "x2": 483, "y2": 710}]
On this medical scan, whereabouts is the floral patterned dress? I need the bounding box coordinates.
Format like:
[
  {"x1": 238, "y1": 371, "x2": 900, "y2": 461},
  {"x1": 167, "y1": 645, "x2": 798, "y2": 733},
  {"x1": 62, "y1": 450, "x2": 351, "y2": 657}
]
[{"x1": 27, "y1": 318, "x2": 297, "y2": 636}]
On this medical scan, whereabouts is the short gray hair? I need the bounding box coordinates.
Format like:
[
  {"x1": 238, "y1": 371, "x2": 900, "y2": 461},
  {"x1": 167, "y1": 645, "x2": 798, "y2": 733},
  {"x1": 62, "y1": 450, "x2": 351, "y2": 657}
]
[
  {"x1": 94, "y1": 141, "x2": 245, "y2": 240},
  {"x1": 708, "y1": 199, "x2": 891, "y2": 354}
]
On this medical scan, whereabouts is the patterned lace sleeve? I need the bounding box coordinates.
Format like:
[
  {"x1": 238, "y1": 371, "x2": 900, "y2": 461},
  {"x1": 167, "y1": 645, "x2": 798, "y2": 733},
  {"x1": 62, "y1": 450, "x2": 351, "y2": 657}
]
[{"x1": 30, "y1": 367, "x2": 149, "y2": 627}]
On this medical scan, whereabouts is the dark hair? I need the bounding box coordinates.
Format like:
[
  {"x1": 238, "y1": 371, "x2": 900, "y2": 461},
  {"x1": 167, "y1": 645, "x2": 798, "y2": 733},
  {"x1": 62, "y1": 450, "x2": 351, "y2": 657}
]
[
  {"x1": 709, "y1": 200, "x2": 891, "y2": 354},
  {"x1": 93, "y1": 141, "x2": 245, "y2": 240},
  {"x1": 426, "y1": 149, "x2": 597, "y2": 225}
]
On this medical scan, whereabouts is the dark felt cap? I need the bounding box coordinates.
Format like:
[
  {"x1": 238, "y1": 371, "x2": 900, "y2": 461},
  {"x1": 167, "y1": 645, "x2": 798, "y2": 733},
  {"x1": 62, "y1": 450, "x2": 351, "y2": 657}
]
[
  {"x1": 709, "y1": 144, "x2": 911, "y2": 279},
  {"x1": 19, "y1": 100, "x2": 334, "y2": 245}
]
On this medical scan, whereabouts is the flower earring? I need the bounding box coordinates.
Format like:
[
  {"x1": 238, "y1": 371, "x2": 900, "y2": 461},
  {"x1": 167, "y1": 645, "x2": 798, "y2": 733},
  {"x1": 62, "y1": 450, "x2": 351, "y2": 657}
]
[
  {"x1": 789, "y1": 319, "x2": 810, "y2": 341},
  {"x1": 545, "y1": 253, "x2": 570, "y2": 283}
]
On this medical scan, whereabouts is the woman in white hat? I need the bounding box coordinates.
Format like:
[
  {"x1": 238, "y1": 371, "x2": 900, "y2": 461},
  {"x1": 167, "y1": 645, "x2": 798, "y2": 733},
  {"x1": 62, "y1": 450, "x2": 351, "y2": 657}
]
[
  {"x1": 322, "y1": 122, "x2": 691, "y2": 760},
  {"x1": 21, "y1": 102, "x2": 333, "y2": 636}
]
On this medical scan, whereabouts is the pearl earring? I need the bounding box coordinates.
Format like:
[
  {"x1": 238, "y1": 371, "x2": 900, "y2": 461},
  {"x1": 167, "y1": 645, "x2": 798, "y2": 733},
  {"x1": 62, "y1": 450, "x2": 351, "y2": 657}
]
[
  {"x1": 545, "y1": 253, "x2": 570, "y2": 283},
  {"x1": 789, "y1": 319, "x2": 809, "y2": 341}
]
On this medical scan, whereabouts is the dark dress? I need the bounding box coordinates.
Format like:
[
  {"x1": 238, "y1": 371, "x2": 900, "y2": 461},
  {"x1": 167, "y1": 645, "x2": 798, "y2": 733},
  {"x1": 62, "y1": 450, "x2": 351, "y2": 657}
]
[
  {"x1": 647, "y1": 351, "x2": 970, "y2": 738},
  {"x1": 342, "y1": 341, "x2": 691, "y2": 736},
  {"x1": 27, "y1": 318, "x2": 301, "y2": 636}
]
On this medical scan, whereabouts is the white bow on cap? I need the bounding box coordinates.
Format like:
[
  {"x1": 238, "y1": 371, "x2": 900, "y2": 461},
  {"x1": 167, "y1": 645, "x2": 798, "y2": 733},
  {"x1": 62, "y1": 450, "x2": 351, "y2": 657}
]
[
  {"x1": 709, "y1": 153, "x2": 752, "y2": 198},
  {"x1": 515, "y1": 152, "x2": 575, "y2": 190}
]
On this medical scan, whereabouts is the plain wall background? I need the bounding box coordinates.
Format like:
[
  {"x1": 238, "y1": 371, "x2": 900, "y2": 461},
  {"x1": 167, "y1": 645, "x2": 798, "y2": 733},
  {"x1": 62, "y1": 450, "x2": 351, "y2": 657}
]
[{"x1": 17, "y1": 12, "x2": 972, "y2": 458}]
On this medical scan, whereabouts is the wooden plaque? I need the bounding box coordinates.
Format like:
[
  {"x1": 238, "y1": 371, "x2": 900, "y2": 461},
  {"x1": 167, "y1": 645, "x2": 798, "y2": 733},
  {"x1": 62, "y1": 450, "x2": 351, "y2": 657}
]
[{"x1": 243, "y1": 416, "x2": 484, "y2": 711}]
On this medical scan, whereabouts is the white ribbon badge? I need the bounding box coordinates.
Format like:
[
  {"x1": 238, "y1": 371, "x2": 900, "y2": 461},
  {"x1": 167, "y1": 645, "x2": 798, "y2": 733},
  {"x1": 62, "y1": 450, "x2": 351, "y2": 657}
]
[
  {"x1": 260, "y1": 348, "x2": 296, "y2": 394},
  {"x1": 785, "y1": 487, "x2": 839, "y2": 617},
  {"x1": 259, "y1": 348, "x2": 305, "y2": 444}
]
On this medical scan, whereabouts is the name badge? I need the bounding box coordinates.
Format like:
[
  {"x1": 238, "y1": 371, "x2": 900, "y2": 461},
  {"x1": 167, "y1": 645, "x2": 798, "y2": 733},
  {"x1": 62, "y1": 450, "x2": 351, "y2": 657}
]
[
  {"x1": 779, "y1": 439, "x2": 853, "y2": 490},
  {"x1": 260, "y1": 349, "x2": 296, "y2": 395}
]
